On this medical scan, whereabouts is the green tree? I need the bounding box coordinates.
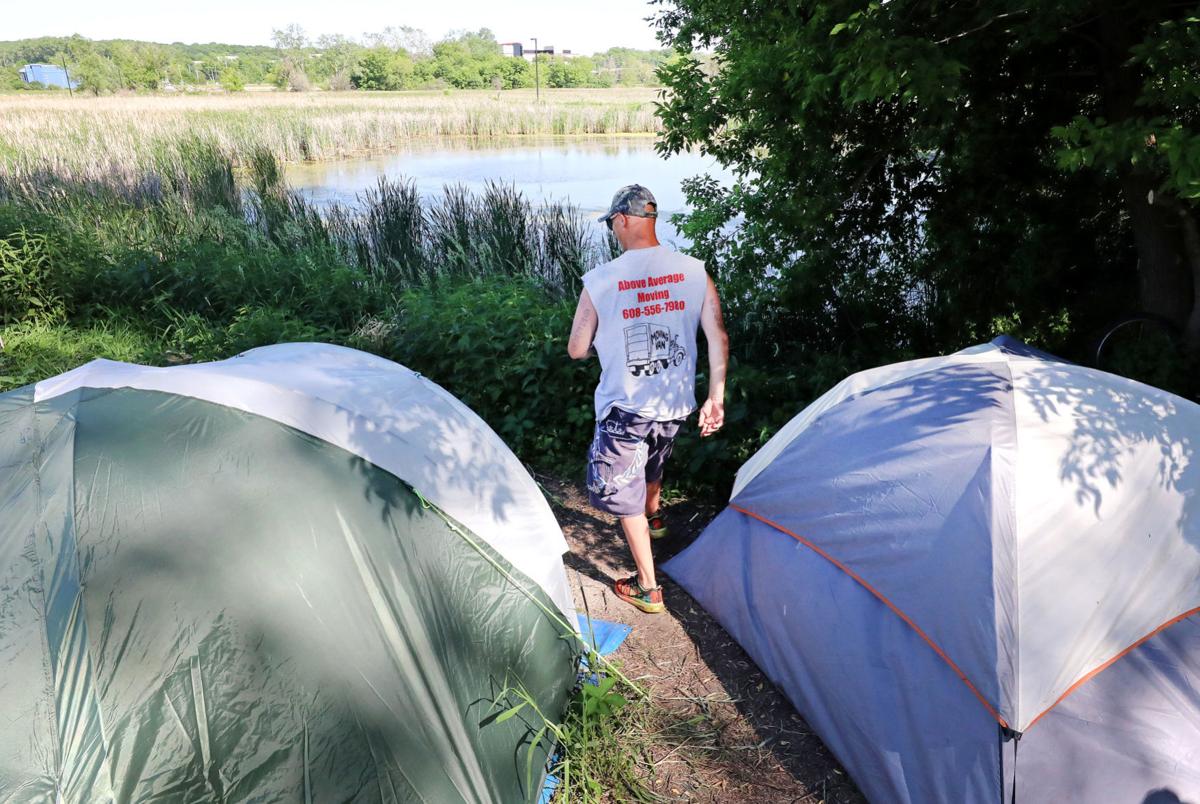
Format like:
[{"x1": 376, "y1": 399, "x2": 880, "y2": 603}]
[
  {"x1": 432, "y1": 40, "x2": 483, "y2": 88},
  {"x1": 219, "y1": 66, "x2": 245, "y2": 92},
  {"x1": 498, "y1": 56, "x2": 532, "y2": 89},
  {"x1": 545, "y1": 57, "x2": 596, "y2": 88},
  {"x1": 655, "y1": 1, "x2": 1200, "y2": 372},
  {"x1": 3, "y1": 67, "x2": 29, "y2": 91},
  {"x1": 313, "y1": 34, "x2": 362, "y2": 88},
  {"x1": 271, "y1": 23, "x2": 310, "y2": 91},
  {"x1": 73, "y1": 52, "x2": 120, "y2": 94},
  {"x1": 431, "y1": 29, "x2": 506, "y2": 89},
  {"x1": 352, "y1": 46, "x2": 415, "y2": 90},
  {"x1": 270, "y1": 24, "x2": 308, "y2": 53}
]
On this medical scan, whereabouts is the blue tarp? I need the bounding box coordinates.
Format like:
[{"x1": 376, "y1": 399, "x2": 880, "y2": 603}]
[
  {"x1": 538, "y1": 616, "x2": 632, "y2": 803},
  {"x1": 19, "y1": 63, "x2": 78, "y2": 90}
]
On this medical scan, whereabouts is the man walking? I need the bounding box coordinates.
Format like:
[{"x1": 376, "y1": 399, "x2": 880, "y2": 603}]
[{"x1": 568, "y1": 185, "x2": 729, "y2": 614}]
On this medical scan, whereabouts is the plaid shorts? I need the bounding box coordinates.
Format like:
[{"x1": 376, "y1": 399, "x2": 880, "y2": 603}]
[{"x1": 586, "y1": 407, "x2": 684, "y2": 518}]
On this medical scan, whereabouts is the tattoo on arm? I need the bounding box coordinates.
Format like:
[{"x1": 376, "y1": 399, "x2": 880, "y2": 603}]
[{"x1": 568, "y1": 290, "x2": 598, "y2": 357}]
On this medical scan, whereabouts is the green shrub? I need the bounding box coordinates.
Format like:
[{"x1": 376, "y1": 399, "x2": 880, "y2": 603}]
[
  {"x1": 0, "y1": 228, "x2": 62, "y2": 325},
  {"x1": 364, "y1": 277, "x2": 596, "y2": 475}
]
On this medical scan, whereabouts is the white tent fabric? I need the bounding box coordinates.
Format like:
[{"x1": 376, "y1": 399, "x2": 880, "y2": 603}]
[
  {"x1": 35, "y1": 342, "x2": 575, "y2": 621},
  {"x1": 720, "y1": 337, "x2": 1200, "y2": 732},
  {"x1": 732, "y1": 340, "x2": 1029, "y2": 497}
]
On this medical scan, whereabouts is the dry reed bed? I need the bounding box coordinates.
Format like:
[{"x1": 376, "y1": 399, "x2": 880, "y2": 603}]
[{"x1": 0, "y1": 89, "x2": 664, "y2": 181}]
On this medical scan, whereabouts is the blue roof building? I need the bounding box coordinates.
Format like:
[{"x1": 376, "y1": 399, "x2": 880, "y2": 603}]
[{"x1": 18, "y1": 63, "x2": 79, "y2": 90}]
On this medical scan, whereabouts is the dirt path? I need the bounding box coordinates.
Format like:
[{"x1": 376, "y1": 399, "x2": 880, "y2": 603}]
[{"x1": 542, "y1": 477, "x2": 866, "y2": 804}]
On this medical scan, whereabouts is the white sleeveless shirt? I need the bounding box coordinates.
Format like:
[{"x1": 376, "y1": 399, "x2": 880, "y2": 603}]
[{"x1": 582, "y1": 245, "x2": 709, "y2": 422}]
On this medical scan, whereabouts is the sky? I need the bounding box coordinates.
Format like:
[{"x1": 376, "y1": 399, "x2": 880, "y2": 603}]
[{"x1": 2, "y1": 0, "x2": 665, "y2": 54}]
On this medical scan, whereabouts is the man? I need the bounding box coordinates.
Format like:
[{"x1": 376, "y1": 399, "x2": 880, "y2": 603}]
[{"x1": 568, "y1": 184, "x2": 729, "y2": 614}]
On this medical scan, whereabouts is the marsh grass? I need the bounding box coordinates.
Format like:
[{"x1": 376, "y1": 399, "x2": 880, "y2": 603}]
[{"x1": 0, "y1": 90, "x2": 663, "y2": 183}]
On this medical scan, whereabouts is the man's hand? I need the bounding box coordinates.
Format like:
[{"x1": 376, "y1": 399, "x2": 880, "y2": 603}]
[
  {"x1": 699, "y1": 275, "x2": 728, "y2": 438},
  {"x1": 698, "y1": 398, "x2": 725, "y2": 437}
]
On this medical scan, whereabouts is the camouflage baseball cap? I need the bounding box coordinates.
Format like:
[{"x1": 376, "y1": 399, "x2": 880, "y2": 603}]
[{"x1": 598, "y1": 184, "x2": 658, "y2": 222}]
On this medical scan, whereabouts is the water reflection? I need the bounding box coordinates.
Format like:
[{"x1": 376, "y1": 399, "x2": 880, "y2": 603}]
[{"x1": 285, "y1": 137, "x2": 733, "y2": 247}]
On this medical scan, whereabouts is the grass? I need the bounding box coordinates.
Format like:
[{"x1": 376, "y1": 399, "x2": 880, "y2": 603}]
[
  {"x1": 0, "y1": 319, "x2": 164, "y2": 389},
  {"x1": 0, "y1": 89, "x2": 664, "y2": 183}
]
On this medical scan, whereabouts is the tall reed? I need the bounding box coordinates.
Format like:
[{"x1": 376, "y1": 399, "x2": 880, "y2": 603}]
[
  {"x1": 0, "y1": 143, "x2": 600, "y2": 324},
  {"x1": 0, "y1": 90, "x2": 664, "y2": 182}
]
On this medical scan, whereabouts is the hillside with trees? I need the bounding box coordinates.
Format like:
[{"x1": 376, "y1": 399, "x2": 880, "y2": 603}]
[{"x1": 0, "y1": 29, "x2": 675, "y2": 93}]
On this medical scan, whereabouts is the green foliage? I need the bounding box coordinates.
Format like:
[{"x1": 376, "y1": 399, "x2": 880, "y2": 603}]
[
  {"x1": 496, "y1": 57, "x2": 533, "y2": 90},
  {"x1": 0, "y1": 36, "x2": 279, "y2": 89},
  {"x1": 0, "y1": 320, "x2": 163, "y2": 392},
  {"x1": 73, "y1": 52, "x2": 121, "y2": 95},
  {"x1": 431, "y1": 30, "x2": 512, "y2": 89},
  {"x1": 545, "y1": 58, "x2": 596, "y2": 89},
  {"x1": 369, "y1": 278, "x2": 597, "y2": 473},
  {"x1": 1052, "y1": 17, "x2": 1200, "y2": 201},
  {"x1": 219, "y1": 67, "x2": 245, "y2": 92},
  {"x1": 490, "y1": 646, "x2": 656, "y2": 804},
  {"x1": 351, "y1": 47, "x2": 416, "y2": 90},
  {"x1": 0, "y1": 33, "x2": 673, "y2": 93},
  {"x1": 0, "y1": 228, "x2": 61, "y2": 325},
  {"x1": 655, "y1": 0, "x2": 1199, "y2": 398}
]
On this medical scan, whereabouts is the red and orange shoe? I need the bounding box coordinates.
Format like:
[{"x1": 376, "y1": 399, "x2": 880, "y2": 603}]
[
  {"x1": 614, "y1": 575, "x2": 665, "y2": 614},
  {"x1": 648, "y1": 513, "x2": 669, "y2": 540}
]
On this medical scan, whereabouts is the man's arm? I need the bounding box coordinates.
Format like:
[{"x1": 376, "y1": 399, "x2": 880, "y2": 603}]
[
  {"x1": 567, "y1": 288, "x2": 599, "y2": 360},
  {"x1": 698, "y1": 275, "x2": 729, "y2": 437}
]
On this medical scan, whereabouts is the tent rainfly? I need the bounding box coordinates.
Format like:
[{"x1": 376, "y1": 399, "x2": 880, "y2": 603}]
[
  {"x1": 666, "y1": 336, "x2": 1200, "y2": 803},
  {"x1": 0, "y1": 343, "x2": 578, "y2": 803}
]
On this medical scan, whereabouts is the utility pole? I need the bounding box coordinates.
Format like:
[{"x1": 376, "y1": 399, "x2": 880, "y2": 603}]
[
  {"x1": 530, "y1": 38, "x2": 553, "y2": 101},
  {"x1": 532, "y1": 37, "x2": 539, "y2": 101},
  {"x1": 60, "y1": 55, "x2": 73, "y2": 98}
]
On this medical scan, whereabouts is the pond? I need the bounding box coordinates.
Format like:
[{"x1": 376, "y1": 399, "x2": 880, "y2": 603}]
[{"x1": 285, "y1": 137, "x2": 734, "y2": 247}]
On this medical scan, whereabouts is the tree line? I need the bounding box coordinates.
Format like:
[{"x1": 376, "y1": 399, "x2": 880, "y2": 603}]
[{"x1": 0, "y1": 28, "x2": 676, "y2": 94}]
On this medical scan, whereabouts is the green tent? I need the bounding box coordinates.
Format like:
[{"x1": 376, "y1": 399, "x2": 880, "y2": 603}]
[{"x1": 0, "y1": 343, "x2": 578, "y2": 802}]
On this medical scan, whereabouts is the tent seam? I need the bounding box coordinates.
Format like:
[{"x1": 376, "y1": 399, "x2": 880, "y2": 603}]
[
  {"x1": 26, "y1": 396, "x2": 66, "y2": 797},
  {"x1": 34, "y1": 394, "x2": 117, "y2": 798},
  {"x1": 66, "y1": 395, "x2": 118, "y2": 796},
  {"x1": 1004, "y1": 358, "x2": 1021, "y2": 733},
  {"x1": 728, "y1": 502, "x2": 1010, "y2": 729},
  {"x1": 735, "y1": 356, "x2": 1025, "y2": 497},
  {"x1": 1023, "y1": 606, "x2": 1200, "y2": 732}
]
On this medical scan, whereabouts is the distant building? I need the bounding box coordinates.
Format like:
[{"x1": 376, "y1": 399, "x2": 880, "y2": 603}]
[
  {"x1": 500, "y1": 42, "x2": 573, "y2": 61},
  {"x1": 523, "y1": 45, "x2": 554, "y2": 62},
  {"x1": 18, "y1": 63, "x2": 78, "y2": 90}
]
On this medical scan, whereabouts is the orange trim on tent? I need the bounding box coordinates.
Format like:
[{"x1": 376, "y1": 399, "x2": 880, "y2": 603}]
[
  {"x1": 1024, "y1": 605, "x2": 1200, "y2": 732},
  {"x1": 729, "y1": 503, "x2": 1010, "y2": 730}
]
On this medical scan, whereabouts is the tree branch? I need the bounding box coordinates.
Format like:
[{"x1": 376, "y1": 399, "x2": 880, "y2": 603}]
[{"x1": 935, "y1": 10, "x2": 1029, "y2": 45}]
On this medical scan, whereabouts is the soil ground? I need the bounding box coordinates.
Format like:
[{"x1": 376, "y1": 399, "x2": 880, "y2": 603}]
[{"x1": 540, "y1": 476, "x2": 867, "y2": 804}]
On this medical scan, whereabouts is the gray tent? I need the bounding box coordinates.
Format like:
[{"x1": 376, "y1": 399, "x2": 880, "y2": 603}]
[
  {"x1": 666, "y1": 337, "x2": 1200, "y2": 803},
  {"x1": 0, "y1": 343, "x2": 577, "y2": 802}
]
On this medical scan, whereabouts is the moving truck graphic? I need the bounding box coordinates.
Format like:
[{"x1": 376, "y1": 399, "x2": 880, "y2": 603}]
[{"x1": 624, "y1": 323, "x2": 686, "y2": 376}]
